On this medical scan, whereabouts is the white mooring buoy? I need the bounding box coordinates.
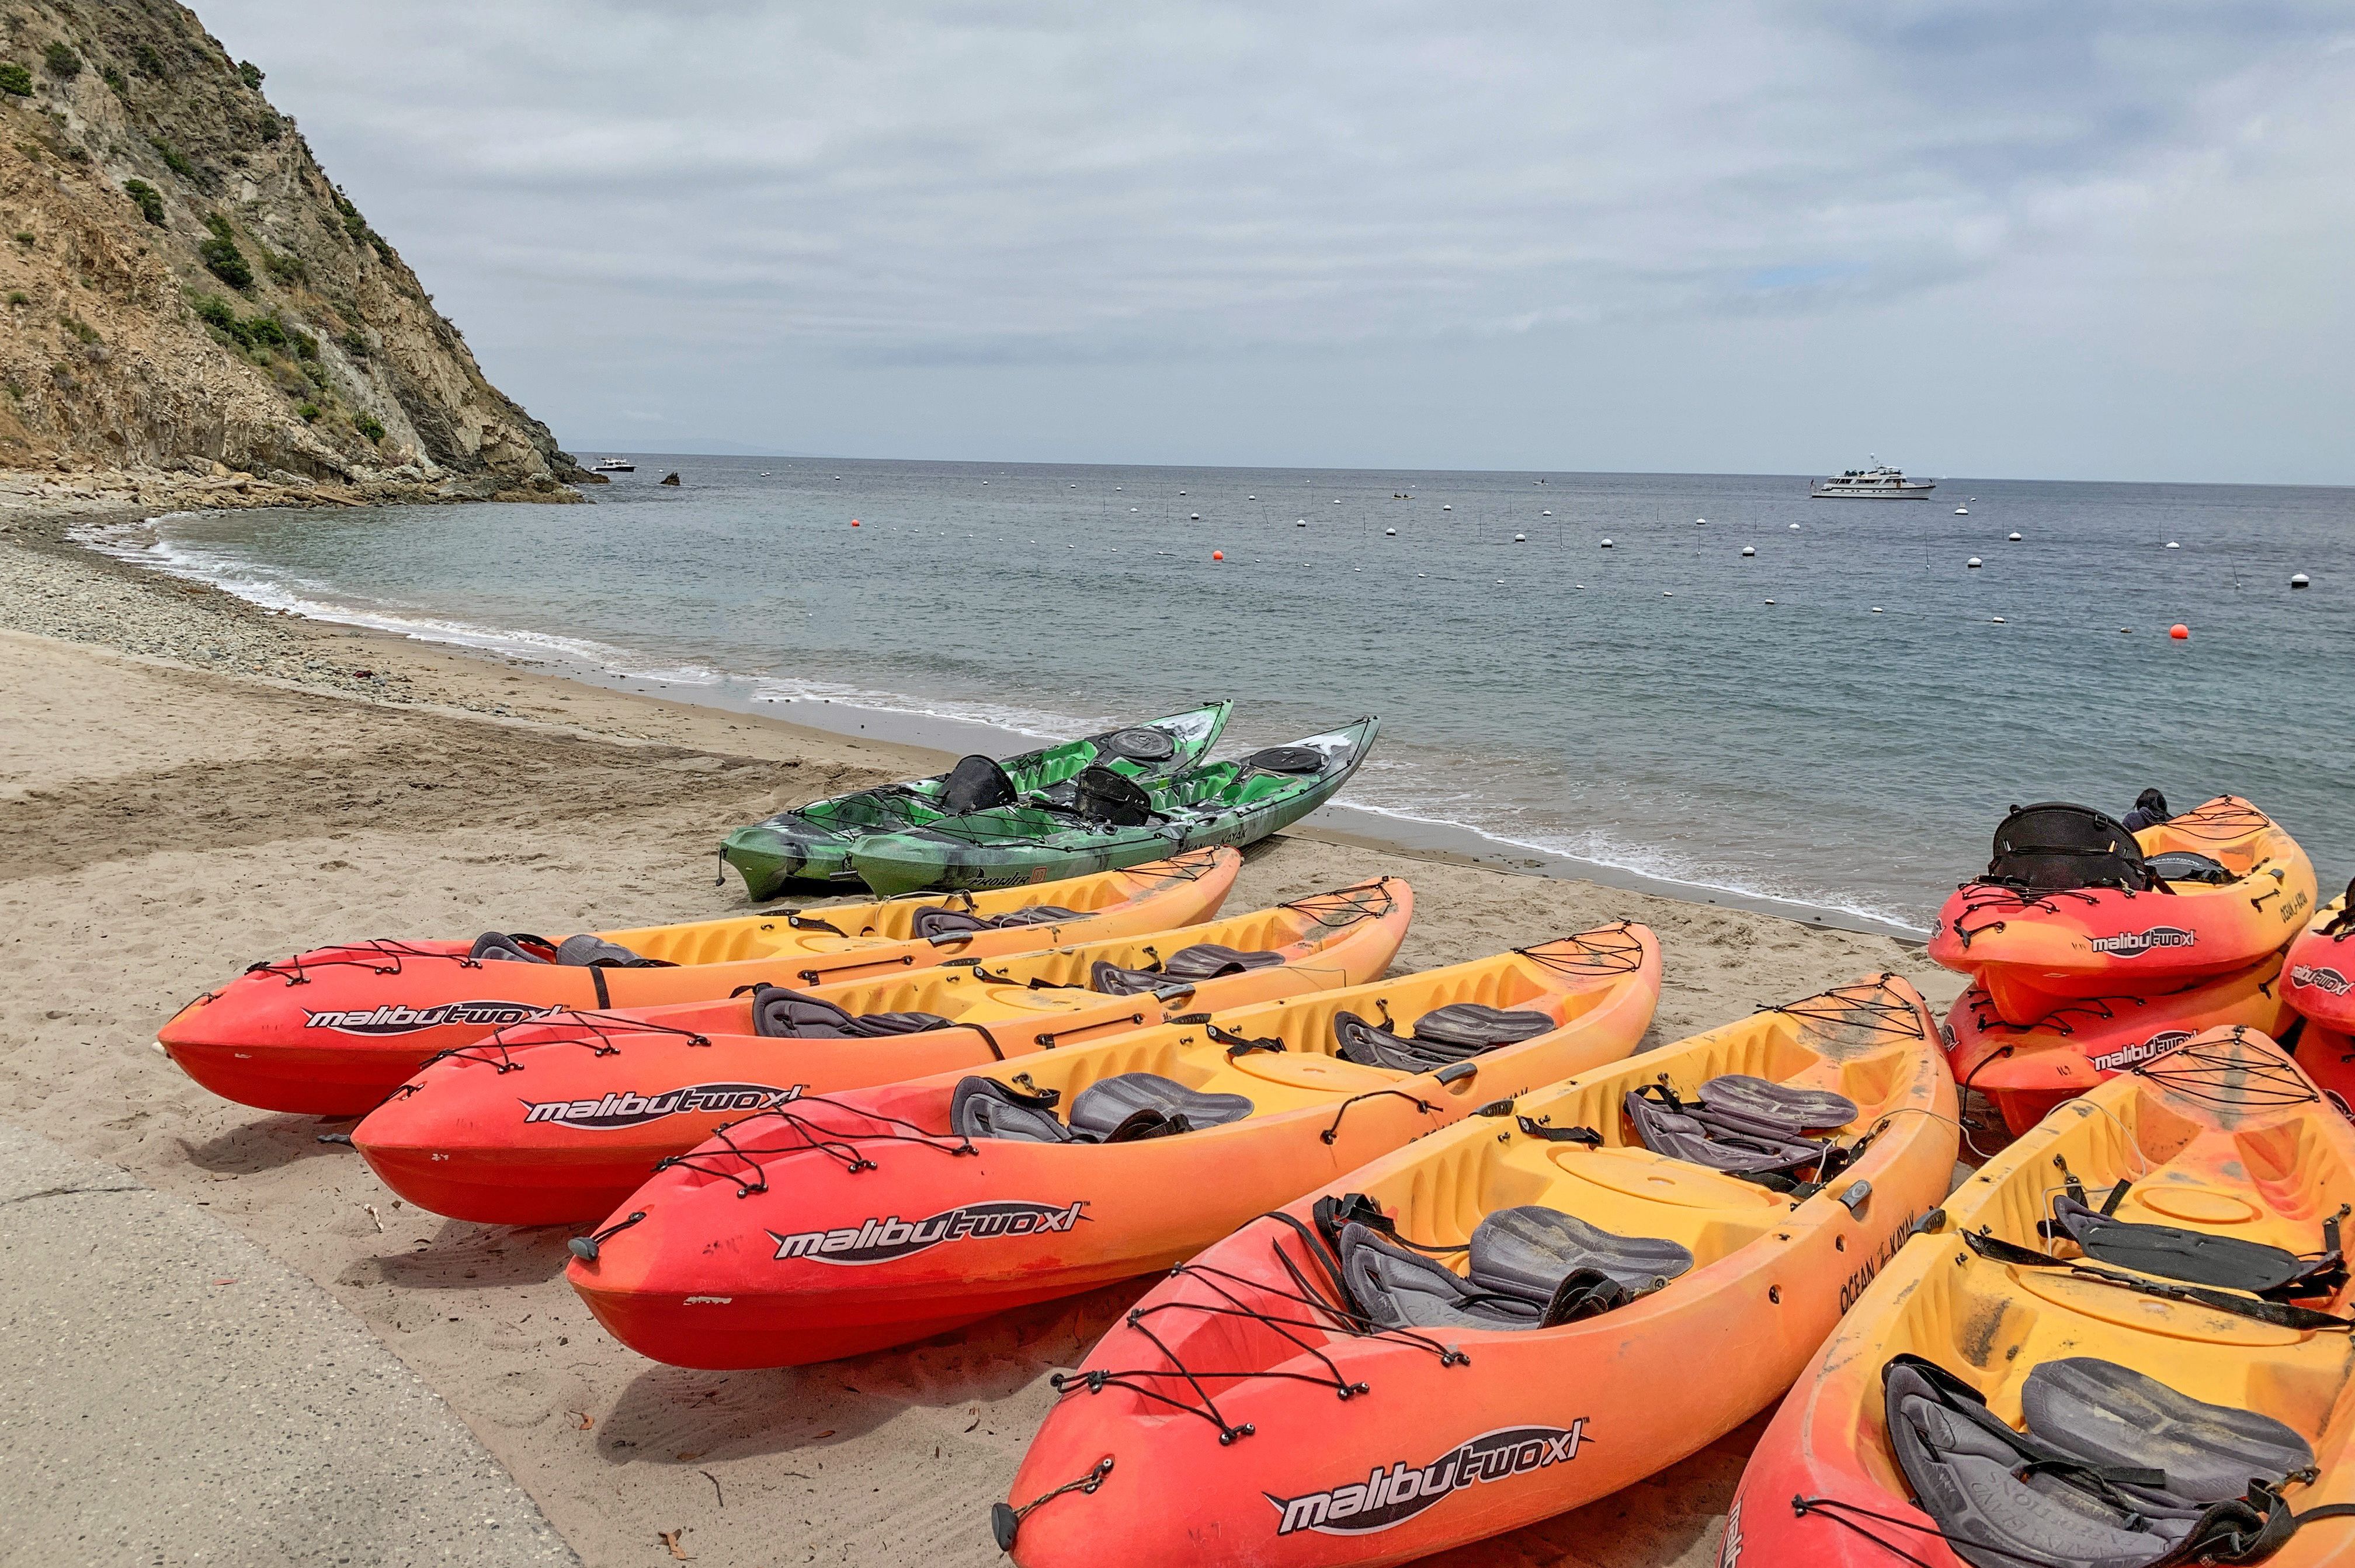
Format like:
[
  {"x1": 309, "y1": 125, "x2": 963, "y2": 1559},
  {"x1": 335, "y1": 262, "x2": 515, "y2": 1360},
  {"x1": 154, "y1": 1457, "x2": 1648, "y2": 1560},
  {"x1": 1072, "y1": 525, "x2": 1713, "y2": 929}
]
[
  {"x1": 1514, "y1": 533, "x2": 1527, "y2": 543},
  {"x1": 1967, "y1": 557, "x2": 1983, "y2": 568},
  {"x1": 1600, "y1": 538, "x2": 1614, "y2": 548},
  {"x1": 1741, "y1": 546, "x2": 1755, "y2": 557},
  {"x1": 2291, "y1": 573, "x2": 2310, "y2": 589},
  {"x1": 2009, "y1": 532, "x2": 2022, "y2": 541},
  {"x1": 1385, "y1": 528, "x2": 1396, "y2": 536},
  {"x1": 2166, "y1": 541, "x2": 2181, "y2": 550}
]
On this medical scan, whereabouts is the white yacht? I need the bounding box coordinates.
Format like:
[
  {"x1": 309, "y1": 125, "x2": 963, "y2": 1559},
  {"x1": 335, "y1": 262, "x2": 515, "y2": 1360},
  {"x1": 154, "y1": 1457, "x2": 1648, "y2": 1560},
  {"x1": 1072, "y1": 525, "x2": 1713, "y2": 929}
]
[
  {"x1": 592, "y1": 456, "x2": 636, "y2": 473},
  {"x1": 1809, "y1": 457, "x2": 1933, "y2": 498}
]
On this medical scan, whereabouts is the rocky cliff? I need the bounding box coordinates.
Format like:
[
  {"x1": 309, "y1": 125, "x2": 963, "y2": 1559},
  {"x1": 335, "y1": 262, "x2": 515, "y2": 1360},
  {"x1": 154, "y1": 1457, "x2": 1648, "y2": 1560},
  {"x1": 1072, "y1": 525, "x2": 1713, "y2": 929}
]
[{"x1": 0, "y1": 0, "x2": 581, "y2": 498}]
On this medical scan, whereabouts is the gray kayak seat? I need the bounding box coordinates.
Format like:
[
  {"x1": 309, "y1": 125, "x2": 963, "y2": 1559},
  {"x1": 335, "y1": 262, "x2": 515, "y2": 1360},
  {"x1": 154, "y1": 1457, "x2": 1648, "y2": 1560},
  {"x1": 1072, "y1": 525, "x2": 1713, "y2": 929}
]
[
  {"x1": 910, "y1": 905, "x2": 1082, "y2": 941},
  {"x1": 940, "y1": 753, "x2": 1017, "y2": 814},
  {"x1": 749, "y1": 988, "x2": 957, "y2": 1040},
  {"x1": 1467, "y1": 1207, "x2": 1694, "y2": 1301},
  {"x1": 1887, "y1": 1355, "x2": 2315, "y2": 1568},
  {"x1": 1339, "y1": 1207, "x2": 1694, "y2": 1333},
  {"x1": 2145, "y1": 850, "x2": 2235, "y2": 885},
  {"x1": 951, "y1": 1077, "x2": 1072, "y2": 1143},
  {"x1": 2044, "y1": 1194, "x2": 2341, "y2": 1298},
  {"x1": 1089, "y1": 944, "x2": 1285, "y2": 996},
  {"x1": 949, "y1": 1072, "x2": 1252, "y2": 1145},
  {"x1": 470, "y1": 931, "x2": 662, "y2": 967},
  {"x1": 1074, "y1": 765, "x2": 1155, "y2": 828},
  {"x1": 1333, "y1": 1003, "x2": 1558, "y2": 1073},
  {"x1": 1624, "y1": 1074, "x2": 1859, "y2": 1177}
]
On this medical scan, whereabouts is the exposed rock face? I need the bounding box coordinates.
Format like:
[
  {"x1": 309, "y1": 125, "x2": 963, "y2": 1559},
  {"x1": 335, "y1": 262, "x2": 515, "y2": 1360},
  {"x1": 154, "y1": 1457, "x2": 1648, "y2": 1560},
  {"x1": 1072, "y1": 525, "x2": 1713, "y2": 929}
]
[{"x1": 0, "y1": 1, "x2": 580, "y2": 495}]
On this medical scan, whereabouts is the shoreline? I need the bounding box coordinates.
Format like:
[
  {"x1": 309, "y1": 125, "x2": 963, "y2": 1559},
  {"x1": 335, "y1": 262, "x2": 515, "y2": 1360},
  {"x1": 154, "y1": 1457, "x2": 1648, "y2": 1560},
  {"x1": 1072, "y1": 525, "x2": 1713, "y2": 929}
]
[
  {"x1": 0, "y1": 487, "x2": 1965, "y2": 1568},
  {"x1": 37, "y1": 497, "x2": 1925, "y2": 940}
]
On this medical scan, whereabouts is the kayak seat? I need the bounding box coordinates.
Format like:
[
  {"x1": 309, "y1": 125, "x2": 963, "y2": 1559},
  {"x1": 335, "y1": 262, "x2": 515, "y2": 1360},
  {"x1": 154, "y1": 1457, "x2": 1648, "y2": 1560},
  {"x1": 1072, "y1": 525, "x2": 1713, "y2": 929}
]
[
  {"x1": 940, "y1": 754, "x2": 1017, "y2": 814},
  {"x1": 1075, "y1": 766, "x2": 1156, "y2": 828},
  {"x1": 471, "y1": 931, "x2": 665, "y2": 968},
  {"x1": 1333, "y1": 1003, "x2": 1557, "y2": 1073},
  {"x1": 2043, "y1": 1193, "x2": 2343, "y2": 1298},
  {"x1": 2145, "y1": 850, "x2": 2235, "y2": 885},
  {"x1": 1088, "y1": 945, "x2": 1284, "y2": 996},
  {"x1": 1982, "y1": 802, "x2": 2155, "y2": 893},
  {"x1": 1339, "y1": 1206, "x2": 1693, "y2": 1333},
  {"x1": 949, "y1": 1073, "x2": 1253, "y2": 1146},
  {"x1": 1468, "y1": 1207, "x2": 1695, "y2": 1301},
  {"x1": 1624, "y1": 1075, "x2": 1859, "y2": 1178},
  {"x1": 910, "y1": 905, "x2": 1082, "y2": 941},
  {"x1": 1069, "y1": 1074, "x2": 1255, "y2": 1140},
  {"x1": 750, "y1": 988, "x2": 957, "y2": 1040},
  {"x1": 1886, "y1": 1354, "x2": 2313, "y2": 1568}
]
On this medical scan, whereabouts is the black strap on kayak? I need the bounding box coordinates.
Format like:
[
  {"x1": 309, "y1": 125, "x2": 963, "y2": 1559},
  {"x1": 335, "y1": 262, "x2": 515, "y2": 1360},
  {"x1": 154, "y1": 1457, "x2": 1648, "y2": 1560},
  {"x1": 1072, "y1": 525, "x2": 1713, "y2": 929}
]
[
  {"x1": 1958, "y1": 1228, "x2": 2355, "y2": 1331},
  {"x1": 991, "y1": 1457, "x2": 1114, "y2": 1552},
  {"x1": 1280, "y1": 878, "x2": 1400, "y2": 929},
  {"x1": 1515, "y1": 1117, "x2": 1602, "y2": 1145},
  {"x1": 1203, "y1": 1021, "x2": 1284, "y2": 1058},
  {"x1": 1510, "y1": 922, "x2": 1649, "y2": 978},
  {"x1": 566, "y1": 1208, "x2": 647, "y2": 1262},
  {"x1": 1767, "y1": 975, "x2": 1932, "y2": 1043},
  {"x1": 1048, "y1": 1208, "x2": 1471, "y2": 1448},
  {"x1": 2130, "y1": 1030, "x2": 2318, "y2": 1112},
  {"x1": 1317, "y1": 1086, "x2": 1442, "y2": 1145},
  {"x1": 648, "y1": 1093, "x2": 978, "y2": 1196},
  {"x1": 242, "y1": 937, "x2": 463, "y2": 986}
]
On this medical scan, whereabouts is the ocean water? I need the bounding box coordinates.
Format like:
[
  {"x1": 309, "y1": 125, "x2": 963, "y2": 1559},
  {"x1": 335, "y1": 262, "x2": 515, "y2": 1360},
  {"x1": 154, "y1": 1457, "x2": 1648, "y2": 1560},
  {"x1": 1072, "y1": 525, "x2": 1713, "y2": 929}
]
[{"x1": 88, "y1": 458, "x2": 2353, "y2": 932}]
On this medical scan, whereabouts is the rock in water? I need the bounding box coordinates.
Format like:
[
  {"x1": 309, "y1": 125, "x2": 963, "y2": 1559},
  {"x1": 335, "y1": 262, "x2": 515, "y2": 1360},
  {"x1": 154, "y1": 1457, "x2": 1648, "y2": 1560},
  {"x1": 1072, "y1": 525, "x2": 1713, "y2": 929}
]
[
  {"x1": 0, "y1": 0, "x2": 585, "y2": 497},
  {"x1": 659, "y1": 472, "x2": 682, "y2": 487}
]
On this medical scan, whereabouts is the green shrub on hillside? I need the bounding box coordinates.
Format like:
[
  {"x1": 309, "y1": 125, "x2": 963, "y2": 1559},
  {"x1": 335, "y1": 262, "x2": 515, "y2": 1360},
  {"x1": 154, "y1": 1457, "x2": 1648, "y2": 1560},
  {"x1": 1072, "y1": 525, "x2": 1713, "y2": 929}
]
[
  {"x1": 243, "y1": 311, "x2": 288, "y2": 348},
  {"x1": 238, "y1": 60, "x2": 263, "y2": 89},
  {"x1": 296, "y1": 401, "x2": 321, "y2": 422},
  {"x1": 353, "y1": 412, "x2": 385, "y2": 442},
  {"x1": 289, "y1": 326, "x2": 319, "y2": 360},
  {"x1": 0, "y1": 62, "x2": 31, "y2": 96},
  {"x1": 101, "y1": 64, "x2": 127, "y2": 96},
  {"x1": 200, "y1": 234, "x2": 252, "y2": 289},
  {"x1": 133, "y1": 43, "x2": 165, "y2": 78},
  {"x1": 150, "y1": 137, "x2": 196, "y2": 180},
  {"x1": 262, "y1": 246, "x2": 304, "y2": 284},
  {"x1": 43, "y1": 41, "x2": 81, "y2": 79},
  {"x1": 123, "y1": 178, "x2": 165, "y2": 226}
]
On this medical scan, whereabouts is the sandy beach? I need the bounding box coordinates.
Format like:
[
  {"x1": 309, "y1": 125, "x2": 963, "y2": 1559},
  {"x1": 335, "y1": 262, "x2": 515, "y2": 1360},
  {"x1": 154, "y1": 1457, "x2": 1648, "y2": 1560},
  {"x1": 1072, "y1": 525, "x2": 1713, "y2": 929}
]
[{"x1": 0, "y1": 501, "x2": 1966, "y2": 1568}]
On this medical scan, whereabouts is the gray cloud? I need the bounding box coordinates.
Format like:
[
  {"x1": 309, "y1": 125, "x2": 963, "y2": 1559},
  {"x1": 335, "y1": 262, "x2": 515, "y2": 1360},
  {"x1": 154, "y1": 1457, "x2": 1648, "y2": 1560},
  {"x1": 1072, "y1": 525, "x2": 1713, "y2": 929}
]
[{"x1": 200, "y1": 1, "x2": 2355, "y2": 479}]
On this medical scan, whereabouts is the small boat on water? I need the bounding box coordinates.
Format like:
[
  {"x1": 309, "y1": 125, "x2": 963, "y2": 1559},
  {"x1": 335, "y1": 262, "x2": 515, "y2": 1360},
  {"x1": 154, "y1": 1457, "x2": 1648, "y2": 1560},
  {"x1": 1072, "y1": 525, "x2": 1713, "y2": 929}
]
[
  {"x1": 1810, "y1": 457, "x2": 1934, "y2": 498},
  {"x1": 592, "y1": 457, "x2": 635, "y2": 472}
]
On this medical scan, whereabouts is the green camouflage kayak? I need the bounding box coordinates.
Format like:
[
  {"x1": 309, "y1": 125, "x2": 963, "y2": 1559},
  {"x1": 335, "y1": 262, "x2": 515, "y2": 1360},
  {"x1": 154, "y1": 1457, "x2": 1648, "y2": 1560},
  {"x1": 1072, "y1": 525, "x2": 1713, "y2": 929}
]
[
  {"x1": 846, "y1": 718, "x2": 1378, "y2": 896},
  {"x1": 719, "y1": 701, "x2": 1230, "y2": 898}
]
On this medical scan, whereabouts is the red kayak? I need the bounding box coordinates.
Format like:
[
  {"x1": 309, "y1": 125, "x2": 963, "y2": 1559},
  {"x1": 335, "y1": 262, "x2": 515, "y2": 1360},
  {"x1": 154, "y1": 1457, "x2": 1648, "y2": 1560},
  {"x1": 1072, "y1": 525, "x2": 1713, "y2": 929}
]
[
  {"x1": 2284, "y1": 883, "x2": 2355, "y2": 1037},
  {"x1": 1927, "y1": 797, "x2": 2315, "y2": 1025},
  {"x1": 565, "y1": 926, "x2": 1661, "y2": 1369},
  {"x1": 157, "y1": 850, "x2": 1237, "y2": 1115},
  {"x1": 1943, "y1": 952, "x2": 2294, "y2": 1136},
  {"x1": 351, "y1": 880, "x2": 1412, "y2": 1225}
]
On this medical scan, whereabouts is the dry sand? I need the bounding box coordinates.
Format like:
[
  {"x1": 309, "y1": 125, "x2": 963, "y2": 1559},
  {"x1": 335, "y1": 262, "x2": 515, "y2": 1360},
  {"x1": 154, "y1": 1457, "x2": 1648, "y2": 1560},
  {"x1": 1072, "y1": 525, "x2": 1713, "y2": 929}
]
[{"x1": 0, "y1": 506, "x2": 1965, "y2": 1568}]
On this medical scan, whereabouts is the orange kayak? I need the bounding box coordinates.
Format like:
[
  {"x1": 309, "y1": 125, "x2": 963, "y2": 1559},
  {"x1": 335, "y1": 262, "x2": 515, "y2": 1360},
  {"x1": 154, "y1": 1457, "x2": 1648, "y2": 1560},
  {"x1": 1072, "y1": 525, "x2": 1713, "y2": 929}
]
[
  {"x1": 998, "y1": 975, "x2": 1955, "y2": 1568},
  {"x1": 1927, "y1": 796, "x2": 2315, "y2": 1024},
  {"x1": 565, "y1": 925, "x2": 1661, "y2": 1370},
  {"x1": 1723, "y1": 1026, "x2": 2355, "y2": 1568},
  {"x1": 158, "y1": 849, "x2": 1239, "y2": 1115},
  {"x1": 2285, "y1": 883, "x2": 2355, "y2": 1036},
  {"x1": 1943, "y1": 951, "x2": 2295, "y2": 1136},
  {"x1": 352, "y1": 879, "x2": 1412, "y2": 1225}
]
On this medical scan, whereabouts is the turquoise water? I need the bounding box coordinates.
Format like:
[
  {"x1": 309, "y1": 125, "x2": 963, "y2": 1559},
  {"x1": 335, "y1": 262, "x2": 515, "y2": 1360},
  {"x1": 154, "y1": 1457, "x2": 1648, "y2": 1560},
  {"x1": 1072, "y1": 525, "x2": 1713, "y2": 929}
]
[{"x1": 105, "y1": 458, "x2": 2354, "y2": 930}]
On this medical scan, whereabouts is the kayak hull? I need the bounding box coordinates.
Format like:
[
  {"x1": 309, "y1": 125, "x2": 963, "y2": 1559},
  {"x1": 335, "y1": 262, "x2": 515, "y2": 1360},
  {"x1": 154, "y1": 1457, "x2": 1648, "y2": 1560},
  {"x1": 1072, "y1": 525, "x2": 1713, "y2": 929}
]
[
  {"x1": 1926, "y1": 796, "x2": 2315, "y2": 1025},
  {"x1": 355, "y1": 880, "x2": 1413, "y2": 1223},
  {"x1": 1002, "y1": 975, "x2": 1957, "y2": 1568},
  {"x1": 159, "y1": 850, "x2": 1239, "y2": 1115},
  {"x1": 1941, "y1": 952, "x2": 2294, "y2": 1136},
  {"x1": 2284, "y1": 890, "x2": 2355, "y2": 1035},
  {"x1": 721, "y1": 703, "x2": 1232, "y2": 899},
  {"x1": 849, "y1": 719, "x2": 1378, "y2": 897},
  {"x1": 1720, "y1": 1026, "x2": 2355, "y2": 1568},
  {"x1": 567, "y1": 926, "x2": 1661, "y2": 1369}
]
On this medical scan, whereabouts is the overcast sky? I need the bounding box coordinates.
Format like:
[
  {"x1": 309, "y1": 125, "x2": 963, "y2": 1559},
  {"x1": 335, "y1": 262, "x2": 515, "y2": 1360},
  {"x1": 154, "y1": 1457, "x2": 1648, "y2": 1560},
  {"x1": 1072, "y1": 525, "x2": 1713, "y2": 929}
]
[{"x1": 200, "y1": 1, "x2": 2353, "y2": 482}]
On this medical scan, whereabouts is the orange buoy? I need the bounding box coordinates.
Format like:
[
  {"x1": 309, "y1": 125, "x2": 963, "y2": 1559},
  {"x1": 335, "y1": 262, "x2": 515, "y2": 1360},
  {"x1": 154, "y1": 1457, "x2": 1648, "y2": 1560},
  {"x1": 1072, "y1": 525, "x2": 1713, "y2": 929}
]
[
  {"x1": 2169, "y1": 623, "x2": 2189, "y2": 639},
  {"x1": 850, "y1": 519, "x2": 862, "y2": 527},
  {"x1": 1211, "y1": 551, "x2": 1224, "y2": 561}
]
